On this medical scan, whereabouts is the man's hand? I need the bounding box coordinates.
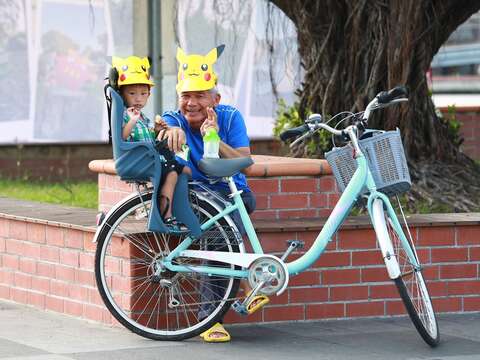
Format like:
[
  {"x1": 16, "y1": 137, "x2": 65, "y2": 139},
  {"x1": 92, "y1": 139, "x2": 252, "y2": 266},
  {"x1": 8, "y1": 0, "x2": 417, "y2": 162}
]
[
  {"x1": 200, "y1": 107, "x2": 219, "y2": 136},
  {"x1": 158, "y1": 126, "x2": 186, "y2": 153}
]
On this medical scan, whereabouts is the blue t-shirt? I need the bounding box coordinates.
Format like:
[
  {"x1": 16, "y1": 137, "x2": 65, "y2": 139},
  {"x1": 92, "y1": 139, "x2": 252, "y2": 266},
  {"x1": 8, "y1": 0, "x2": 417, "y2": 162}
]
[{"x1": 162, "y1": 104, "x2": 251, "y2": 192}]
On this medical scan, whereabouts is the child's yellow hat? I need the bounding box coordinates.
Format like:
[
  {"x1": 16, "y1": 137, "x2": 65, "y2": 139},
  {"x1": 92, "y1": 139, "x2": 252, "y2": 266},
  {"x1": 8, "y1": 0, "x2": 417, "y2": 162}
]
[
  {"x1": 112, "y1": 56, "x2": 154, "y2": 87},
  {"x1": 176, "y1": 45, "x2": 224, "y2": 94}
]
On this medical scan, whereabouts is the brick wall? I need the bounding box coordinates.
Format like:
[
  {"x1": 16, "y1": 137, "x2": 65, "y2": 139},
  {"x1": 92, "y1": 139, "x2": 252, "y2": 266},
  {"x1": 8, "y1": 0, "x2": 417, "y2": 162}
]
[
  {"x1": 1, "y1": 213, "x2": 479, "y2": 325},
  {"x1": 98, "y1": 173, "x2": 339, "y2": 220}
]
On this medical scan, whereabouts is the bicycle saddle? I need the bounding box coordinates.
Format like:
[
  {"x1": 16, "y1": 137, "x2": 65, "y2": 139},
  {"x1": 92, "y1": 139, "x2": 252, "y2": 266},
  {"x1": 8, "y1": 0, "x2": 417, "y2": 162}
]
[{"x1": 198, "y1": 157, "x2": 253, "y2": 177}]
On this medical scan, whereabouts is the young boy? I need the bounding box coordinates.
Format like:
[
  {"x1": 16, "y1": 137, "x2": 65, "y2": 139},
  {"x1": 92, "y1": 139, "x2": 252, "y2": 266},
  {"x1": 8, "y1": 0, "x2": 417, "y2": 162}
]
[{"x1": 112, "y1": 56, "x2": 190, "y2": 232}]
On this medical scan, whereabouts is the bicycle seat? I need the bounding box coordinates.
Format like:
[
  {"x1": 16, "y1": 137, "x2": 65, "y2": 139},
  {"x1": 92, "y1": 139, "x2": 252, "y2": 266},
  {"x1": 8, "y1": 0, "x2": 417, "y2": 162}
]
[{"x1": 199, "y1": 157, "x2": 253, "y2": 177}]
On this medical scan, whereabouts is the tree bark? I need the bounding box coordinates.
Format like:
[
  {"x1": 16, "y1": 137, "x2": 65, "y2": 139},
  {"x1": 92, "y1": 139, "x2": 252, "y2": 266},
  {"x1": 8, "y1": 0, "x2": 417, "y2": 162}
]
[{"x1": 270, "y1": 0, "x2": 480, "y2": 163}]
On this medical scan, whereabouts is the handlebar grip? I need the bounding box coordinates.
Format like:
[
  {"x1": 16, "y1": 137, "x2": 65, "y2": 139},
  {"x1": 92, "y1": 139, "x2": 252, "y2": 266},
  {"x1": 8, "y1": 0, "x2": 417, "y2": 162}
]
[
  {"x1": 376, "y1": 85, "x2": 408, "y2": 104},
  {"x1": 279, "y1": 124, "x2": 309, "y2": 142}
]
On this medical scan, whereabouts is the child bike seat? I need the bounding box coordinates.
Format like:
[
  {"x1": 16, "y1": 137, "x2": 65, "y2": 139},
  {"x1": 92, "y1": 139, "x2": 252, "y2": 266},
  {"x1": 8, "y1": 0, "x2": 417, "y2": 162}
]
[
  {"x1": 107, "y1": 86, "x2": 201, "y2": 237},
  {"x1": 198, "y1": 157, "x2": 253, "y2": 177}
]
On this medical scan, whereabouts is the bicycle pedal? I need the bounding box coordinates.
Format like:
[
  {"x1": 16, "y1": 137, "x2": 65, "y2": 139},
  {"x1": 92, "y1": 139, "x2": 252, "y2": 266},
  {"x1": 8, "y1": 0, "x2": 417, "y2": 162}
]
[{"x1": 232, "y1": 300, "x2": 248, "y2": 316}]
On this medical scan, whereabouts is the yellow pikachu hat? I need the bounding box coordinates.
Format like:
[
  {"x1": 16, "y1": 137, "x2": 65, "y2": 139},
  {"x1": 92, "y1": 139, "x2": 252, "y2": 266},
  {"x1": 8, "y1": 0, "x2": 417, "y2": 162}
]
[
  {"x1": 111, "y1": 56, "x2": 154, "y2": 87},
  {"x1": 176, "y1": 45, "x2": 225, "y2": 93}
]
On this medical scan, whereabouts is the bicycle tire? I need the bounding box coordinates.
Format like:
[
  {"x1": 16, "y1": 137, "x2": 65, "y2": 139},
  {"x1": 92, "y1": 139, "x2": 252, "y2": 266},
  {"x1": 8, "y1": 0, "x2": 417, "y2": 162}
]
[
  {"x1": 372, "y1": 200, "x2": 440, "y2": 347},
  {"x1": 94, "y1": 189, "x2": 241, "y2": 341}
]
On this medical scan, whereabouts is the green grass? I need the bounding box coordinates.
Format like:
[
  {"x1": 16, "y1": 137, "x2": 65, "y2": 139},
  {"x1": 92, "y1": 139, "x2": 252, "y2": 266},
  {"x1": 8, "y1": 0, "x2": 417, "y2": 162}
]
[{"x1": 0, "y1": 179, "x2": 98, "y2": 209}]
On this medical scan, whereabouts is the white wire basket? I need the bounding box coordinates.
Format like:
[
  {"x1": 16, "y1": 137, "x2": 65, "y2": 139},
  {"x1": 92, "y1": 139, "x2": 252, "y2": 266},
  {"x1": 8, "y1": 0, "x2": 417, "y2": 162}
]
[{"x1": 325, "y1": 129, "x2": 411, "y2": 196}]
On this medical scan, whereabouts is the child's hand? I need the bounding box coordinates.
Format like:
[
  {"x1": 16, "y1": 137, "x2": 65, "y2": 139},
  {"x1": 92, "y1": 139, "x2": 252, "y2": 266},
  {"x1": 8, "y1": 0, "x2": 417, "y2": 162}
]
[
  {"x1": 154, "y1": 114, "x2": 168, "y2": 132},
  {"x1": 126, "y1": 107, "x2": 141, "y2": 122}
]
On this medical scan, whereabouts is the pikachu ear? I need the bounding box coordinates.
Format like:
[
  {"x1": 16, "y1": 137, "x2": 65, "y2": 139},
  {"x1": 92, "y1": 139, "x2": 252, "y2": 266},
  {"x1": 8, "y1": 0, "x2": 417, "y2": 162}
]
[
  {"x1": 205, "y1": 46, "x2": 219, "y2": 65},
  {"x1": 176, "y1": 47, "x2": 187, "y2": 64},
  {"x1": 142, "y1": 57, "x2": 151, "y2": 69},
  {"x1": 112, "y1": 56, "x2": 123, "y2": 69}
]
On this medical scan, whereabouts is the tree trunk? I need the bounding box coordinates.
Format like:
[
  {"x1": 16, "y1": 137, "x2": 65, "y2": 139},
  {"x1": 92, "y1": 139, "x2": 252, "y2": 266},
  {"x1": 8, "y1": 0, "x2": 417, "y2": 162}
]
[{"x1": 270, "y1": 0, "x2": 480, "y2": 163}]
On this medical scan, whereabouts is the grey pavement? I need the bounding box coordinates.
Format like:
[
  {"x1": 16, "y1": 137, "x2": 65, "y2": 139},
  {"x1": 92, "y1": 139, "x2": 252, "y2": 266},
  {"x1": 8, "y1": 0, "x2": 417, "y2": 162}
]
[{"x1": 1, "y1": 300, "x2": 480, "y2": 360}]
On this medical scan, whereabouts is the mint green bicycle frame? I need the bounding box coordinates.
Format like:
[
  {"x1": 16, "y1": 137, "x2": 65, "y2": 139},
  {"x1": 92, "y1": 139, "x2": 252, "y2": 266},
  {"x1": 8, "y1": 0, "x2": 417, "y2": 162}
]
[{"x1": 164, "y1": 153, "x2": 419, "y2": 279}]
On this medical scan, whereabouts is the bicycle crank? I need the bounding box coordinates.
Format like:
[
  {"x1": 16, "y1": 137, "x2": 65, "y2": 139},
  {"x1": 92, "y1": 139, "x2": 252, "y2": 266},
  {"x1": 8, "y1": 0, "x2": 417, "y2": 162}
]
[{"x1": 247, "y1": 256, "x2": 289, "y2": 295}]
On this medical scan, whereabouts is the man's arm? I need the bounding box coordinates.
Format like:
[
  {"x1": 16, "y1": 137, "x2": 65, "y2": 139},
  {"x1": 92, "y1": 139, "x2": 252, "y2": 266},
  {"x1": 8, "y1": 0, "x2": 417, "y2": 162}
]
[
  {"x1": 219, "y1": 143, "x2": 250, "y2": 158},
  {"x1": 157, "y1": 126, "x2": 186, "y2": 153}
]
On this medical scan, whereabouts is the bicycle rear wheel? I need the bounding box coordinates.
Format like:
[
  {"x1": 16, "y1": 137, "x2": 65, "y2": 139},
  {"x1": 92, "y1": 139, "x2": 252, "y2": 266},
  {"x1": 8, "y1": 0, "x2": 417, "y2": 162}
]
[
  {"x1": 372, "y1": 199, "x2": 439, "y2": 347},
  {"x1": 94, "y1": 190, "x2": 241, "y2": 341}
]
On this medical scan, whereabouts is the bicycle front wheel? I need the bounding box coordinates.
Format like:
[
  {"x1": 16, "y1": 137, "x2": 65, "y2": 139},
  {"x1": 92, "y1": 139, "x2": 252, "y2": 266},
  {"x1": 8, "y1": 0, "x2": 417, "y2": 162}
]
[
  {"x1": 94, "y1": 190, "x2": 241, "y2": 341},
  {"x1": 372, "y1": 199, "x2": 439, "y2": 347}
]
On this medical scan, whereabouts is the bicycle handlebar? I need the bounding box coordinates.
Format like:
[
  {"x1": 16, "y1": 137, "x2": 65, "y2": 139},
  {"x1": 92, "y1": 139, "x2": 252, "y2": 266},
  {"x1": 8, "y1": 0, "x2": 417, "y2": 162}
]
[{"x1": 279, "y1": 85, "x2": 408, "y2": 143}]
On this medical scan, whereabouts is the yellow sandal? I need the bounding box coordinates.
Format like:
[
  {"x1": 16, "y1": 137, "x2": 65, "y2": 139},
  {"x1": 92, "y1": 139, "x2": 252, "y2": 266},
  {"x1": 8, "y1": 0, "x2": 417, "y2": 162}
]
[{"x1": 200, "y1": 322, "x2": 231, "y2": 343}]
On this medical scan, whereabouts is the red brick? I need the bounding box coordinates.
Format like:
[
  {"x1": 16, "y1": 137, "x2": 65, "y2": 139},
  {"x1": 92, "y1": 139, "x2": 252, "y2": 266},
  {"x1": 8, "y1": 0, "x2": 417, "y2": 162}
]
[
  {"x1": 318, "y1": 208, "x2": 333, "y2": 217},
  {"x1": 278, "y1": 209, "x2": 317, "y2": 219},
  {"x1": 31, "y1": 277, "x2": 50, "y2": 293},
  {"x1": 27, "y1": 291, "x2": 46, "y2": 309},
  {"x1": 470, "y1": 247, "x2": 480, "y2": 261},
  {"x1": 361, "y1": 267, "x2": 389, "y2": 283},
  {"x1": 37, "y1": 262, "x2": 55, "y2": 278},
  {"x1": 248, "y1": 179, "x2": 279, "y2": 194},
  {"x1": 306, "y1": 303, "x2": 345, "y2": 319},
  {"x1": 23, "y1": 242, "x2": 41, "y2": 259},
  {"x1": 313, "y1": 251, "x2": 350, "y2": 268},
  {"x1": 289, "y1": 271, "x2": 320, "y2": 286},
  {"x1": 346, "y1": 301, "x2": 385, "y2": 317},
  {"x1": 40, "y1": 246, "x2": 60, "y2": 263},
  {"x1": 448, "y1": 280, "x2": 480, "y2": 295},
  {"x1": 14, "y1": 272, "x2": 32, "y2": 288},
  {"x1": 9, "y1": 220, "x2": 27, "y2": 240},
  {"x1": 264, "y1": 305, "x2": 305, "y2": 321},
  {"x1": 422, "y1": 265, "x2": 440, "y2": 280},
  {"x1": 0, "y1": 237, "x2": 5, "y2": 253},
  {"x1": 369, "y1": 284, "x2": 398, "y2": 299},
  {"x1": 256, "y1": 231, "x2": 298, "y2": 253},
  {"x1": 64, "y1": 299, "x2": 84, "y2": 317},
  {"x1": 224, "y1": 309, "x2": 262, "y2": 324},
  {"x1": 417, "y1": 227, "x2": 455, "y2": 247},
  {"x1": 431, "y1": 247, "x2": 468, "y2": 263},
  {"x1": 46, "y1": 226, "x2": 65, "y2": 247},
  {"x1": 270, "y1": 194, "x2": 309, "y2": 209},
  {"x1": 45, "y1": 295, "x2": 64, "y2": 312},
  {"x1": 0, "y1": 218, "x2": 9, "y2": 237},
  {"x1": 251, "y1": 210, "x2": 277, "y2": 220},
  {"x1": 432, "y1": 297, "x2": 462, "y2": 312},
  {"x1": 427, "y1": 281, "x2": 448, "y2": 297},
  {"x1": 386, "y1": 300, "x2": 407, "y2": 315},
  {"x1": 254, "y1": 195, "x2": 268, "y2": 209},
  {"x1": 59, "y1": 249, "x2": 79, "y2": 267},
  {"x1": 65, "y1": 229, "x2": 84, "y2": 249},
  {"x1": 84, "y1": 304, "x2": 107, "y2": 322},
  {"x1": 88, "y1": 288, "x2": 104, "y2": 306},
  {"x1": 68, "y1": 284, "x2": 89, "y2": 302},
  {"x1": 2, "y1": 254, "x2": 19, "y2": 269},
  {"x1": 50, "y1": 280, "x2": 69, "y2": 297},
  {"x1": 290, "y1": 287, "x2": 328, "y2": 303},
  {"x1": 79, "y1": 253, "x2": 95, "y2": 270},
  {"x1": 330, "y1": 285, "x2": 369, "y2": 301},
  {"x1": 319, "y1": 176, "x2": 336, "y2": 192},
  {"x1": 27, "y1": 223, "x2": 46, "y2": 244},
  {"x1": 75, "y1": 269, "x2": 95, "y2": 286},
  {"x1": 0, "y1": 269, "x2": 14, "y2": 284},
  {"x1": 351, "y1": 250, "x2": 384, "y2": 266},
  {"x1": 464, "y1": 296, "x2": 480, "y2": 311},
  {"x1": 5, "y1": 238, "x2": 24, "y2": 255},
  {"x1": 310, "y1": 194, "x2": 328, "y2": 208},
  {"x1": 19, "y1": 258, "x2": 36, "y2": 274},
  {"x1": 328, "y1": 193, "x2": 340, "y2": 207},
  {"x1": 55, "y1": 265, "x2": 75, "y2": 282},
  {"x1": 280, "y1": 178, "x2": 317, "y2": 193},
  {"x1": 457, "y1": 226, "x2": 480, "y2": 245},
  {"x1": 266, "y1": 290, "x2": 289, "y2": 305},
  {"x1": 83, "y1": 232, "x2": 97, "y2": 252},
  {"x1": 338, "y1": 229, "x2": 377, "y2": 249},
  {"x1": 322, "y1": 268, "x2": 360, "y2": 285},
  {"x1": 0, "y1": 285, "x2": 10, "y2": 299},
  {"x1": 11, "y1": 288, "x2": 28, "y2": 303},
  {"x1": 440, "y1": 264, "x2": 477, "y2": 279}
]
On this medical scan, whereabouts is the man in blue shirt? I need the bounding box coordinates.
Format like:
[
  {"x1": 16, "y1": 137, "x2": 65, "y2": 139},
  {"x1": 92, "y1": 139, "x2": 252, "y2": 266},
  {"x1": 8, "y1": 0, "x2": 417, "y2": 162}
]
[{"x1": 159, "y1": 45, "x2": 268, "y2": 342}]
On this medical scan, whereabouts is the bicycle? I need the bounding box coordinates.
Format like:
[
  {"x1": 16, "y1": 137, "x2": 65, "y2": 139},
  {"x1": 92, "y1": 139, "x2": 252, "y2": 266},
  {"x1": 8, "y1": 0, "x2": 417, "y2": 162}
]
[{"x1": 94, "y1": 86, "x2": 439, "y2": 346}]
